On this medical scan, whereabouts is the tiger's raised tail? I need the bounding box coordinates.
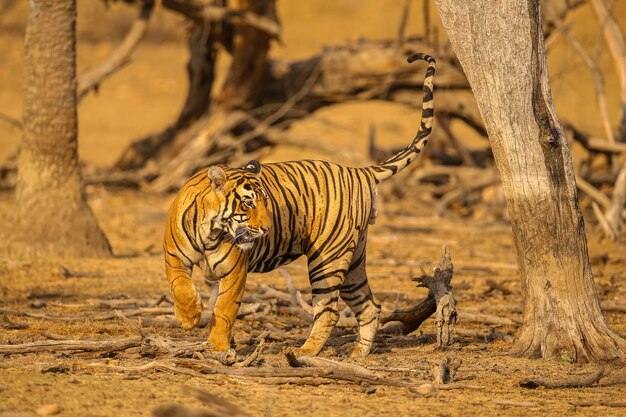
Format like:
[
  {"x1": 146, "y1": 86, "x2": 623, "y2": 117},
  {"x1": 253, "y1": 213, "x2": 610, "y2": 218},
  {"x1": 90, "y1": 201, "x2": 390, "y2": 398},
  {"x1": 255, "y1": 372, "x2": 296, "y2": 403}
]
[{"x1": 368, "y1": 53, "x2": 436, "y2": 183}]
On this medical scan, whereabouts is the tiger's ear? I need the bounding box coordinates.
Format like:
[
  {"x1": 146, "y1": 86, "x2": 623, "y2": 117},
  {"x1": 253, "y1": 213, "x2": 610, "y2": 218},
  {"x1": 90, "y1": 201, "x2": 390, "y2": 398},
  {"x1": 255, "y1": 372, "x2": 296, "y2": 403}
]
[
  {"x1": 244, "y1": 160, "x2": 262, "y2": 175},
  {"x1": 207, "y1": 165, "x2": 226, "y2": 191}
]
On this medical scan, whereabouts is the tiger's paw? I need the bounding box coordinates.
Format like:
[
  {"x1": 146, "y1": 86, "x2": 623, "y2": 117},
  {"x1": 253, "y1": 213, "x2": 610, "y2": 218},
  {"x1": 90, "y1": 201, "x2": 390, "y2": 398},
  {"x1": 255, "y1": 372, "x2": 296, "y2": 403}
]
[
  {"x1": 207, "y1": 333, "x2": 231, "y2": 352},
  {"x1": 338, "y1": 342, "x2": 371, "y2": 358},
  {"x1": 174, "y1": 296, "x2": 203, "y2": 331},
  {"x1": 349, "y1": 344, "x2": 371, "y2": 358},
  {"x1": 284, "y1": 345, "x2": 319, "y2": 359}
]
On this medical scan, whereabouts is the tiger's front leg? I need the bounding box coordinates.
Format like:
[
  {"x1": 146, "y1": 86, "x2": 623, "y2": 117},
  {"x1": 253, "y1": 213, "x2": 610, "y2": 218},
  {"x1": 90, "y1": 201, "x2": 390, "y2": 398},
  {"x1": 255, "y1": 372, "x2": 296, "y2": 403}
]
[
  {"x1": 165, "y1": 253, "x2": 203, "y2": 331},
  {"x1": 207, "y1": 254, "x2": 249, "y2": 351}
]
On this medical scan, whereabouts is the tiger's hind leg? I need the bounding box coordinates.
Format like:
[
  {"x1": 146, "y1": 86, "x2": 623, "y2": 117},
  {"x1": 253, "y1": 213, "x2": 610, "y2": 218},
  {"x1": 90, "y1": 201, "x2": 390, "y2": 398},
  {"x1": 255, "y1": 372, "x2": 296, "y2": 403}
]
[
  {"x1": 341, "y1": 236, "x2": 381, "y2": 358},
  {"x1": 291, "y1": 251, "x2": 355, "y2": 357}
]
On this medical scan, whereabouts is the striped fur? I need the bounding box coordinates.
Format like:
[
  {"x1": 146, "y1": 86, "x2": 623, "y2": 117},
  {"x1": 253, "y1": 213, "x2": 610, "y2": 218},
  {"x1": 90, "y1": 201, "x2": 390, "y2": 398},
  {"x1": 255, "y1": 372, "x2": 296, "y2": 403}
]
[{"x1": 164, "y1": 53, "x2": 436, "y2": 357}]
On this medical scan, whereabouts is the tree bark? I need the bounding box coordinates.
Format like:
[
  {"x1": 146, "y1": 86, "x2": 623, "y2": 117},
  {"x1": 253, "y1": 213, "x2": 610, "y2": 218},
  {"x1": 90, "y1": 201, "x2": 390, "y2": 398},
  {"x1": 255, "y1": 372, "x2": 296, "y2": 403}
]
[
  {"x1": 434, "y1": 0, "x2": 626, "y2": 362},
  {"x1": 10, "y1": 0, "x2": 111, "y2": 258}
]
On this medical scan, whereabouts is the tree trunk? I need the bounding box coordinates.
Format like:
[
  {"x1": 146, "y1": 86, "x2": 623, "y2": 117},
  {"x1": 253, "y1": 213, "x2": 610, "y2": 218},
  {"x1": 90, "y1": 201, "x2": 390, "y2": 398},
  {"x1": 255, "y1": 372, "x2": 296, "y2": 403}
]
[
  {"x1": 216, "y1": 0, "x2": 275, "y2": 111},
  {"x1": 434, "y1": 0, "x2": 626, "y2": 362},
  {"x1": 10, "y1": 0, "x2": 111, "y2": 258}
]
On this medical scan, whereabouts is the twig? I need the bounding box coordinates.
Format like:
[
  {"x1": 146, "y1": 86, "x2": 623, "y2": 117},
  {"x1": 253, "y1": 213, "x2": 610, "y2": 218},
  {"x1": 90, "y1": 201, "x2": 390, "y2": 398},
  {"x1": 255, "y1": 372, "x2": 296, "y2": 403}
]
[
  {"x1": 436, "y1": 114, "x2": 478, "y2": 166},
  {"x1": 0, "y1": 112, "x2": 22, "y2": 130},
  {"x1": 493, "y1": 399, "x2": 542, "y2": 407},
  {"x1": 564, "y1": 29, "x2": 614, "y2": 142},
  {"x1": 279, "y1": 269, "x2": 298, "y2": 308},
  {"x1": 570, "y1": 401, "x2": 626, "y2": 408},
  {"x1": 577, "y1": 175, "x2": 611, "y2": 209},
  {"x1": 233, "y1": 334, "x2": 268, "y2": 368},
  {"x1": 483, "y1": 279, "x2": 513, "y2": 296},
  {"x1": 589, "y1": 0, "x2": 626, "y2": 141},
  {"x1": 296, "y1": 291, "x2": 314, "y2": 315},
  {"x1": 519, "y1": 367, "x2": 609, "y2": 389},
  {"x1": 396, "y1": 0, "x2": 411, "y2": 46},
  {"x1": 78, "y1": 1, "x2": 154, "y2": 100},
  {"x1": 593, "y1": 201, "x2": 616, "y2": 239},
  {"x1": 604, "y1": 161, "x2": 626, "y2": 239}
]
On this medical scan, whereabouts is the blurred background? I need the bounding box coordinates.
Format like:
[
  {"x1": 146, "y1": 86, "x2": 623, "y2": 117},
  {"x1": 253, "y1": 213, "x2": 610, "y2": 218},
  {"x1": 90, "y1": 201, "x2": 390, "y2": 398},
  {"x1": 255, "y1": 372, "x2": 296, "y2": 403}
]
[{"x1": 0, "y1": 1, "x2": 624, "y2": 165}]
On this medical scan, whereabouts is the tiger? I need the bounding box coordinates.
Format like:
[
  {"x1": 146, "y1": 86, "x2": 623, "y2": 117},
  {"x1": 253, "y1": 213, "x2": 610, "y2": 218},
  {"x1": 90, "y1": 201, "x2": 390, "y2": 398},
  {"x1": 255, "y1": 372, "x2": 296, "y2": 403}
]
[{"x1": 164, "y1": 53, "x2": 436, "y2": 358}]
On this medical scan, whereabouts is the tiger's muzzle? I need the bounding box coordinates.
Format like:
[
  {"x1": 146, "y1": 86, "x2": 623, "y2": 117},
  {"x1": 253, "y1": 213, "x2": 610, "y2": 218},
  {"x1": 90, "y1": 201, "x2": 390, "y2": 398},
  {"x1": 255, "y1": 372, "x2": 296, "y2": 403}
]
[{"x1": 234, "y1": 227, "x2": 269, "y2": 249}]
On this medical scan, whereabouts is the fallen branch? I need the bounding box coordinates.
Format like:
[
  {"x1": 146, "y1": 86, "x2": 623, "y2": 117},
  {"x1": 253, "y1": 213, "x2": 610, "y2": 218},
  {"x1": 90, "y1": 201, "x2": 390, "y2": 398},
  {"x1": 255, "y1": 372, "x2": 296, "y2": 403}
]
[
  {"x1": 519, "y1": 367, "x2": 609, "y2": 389},
  {"x1": 173, "y1": 358, "x2": 425, "y2": 388},
  {"x1": 0, "y1": 337, "x2": 141, "y2": 355},
  {"x1": 381, "y1": 245, "x2": 456, "y2": 347},
  {"x1": 285, "y1": 351, "x2": 376, "y2": 378},
  {"x1": 232, "y1": 332, "x2": 269, "y2": 368}
]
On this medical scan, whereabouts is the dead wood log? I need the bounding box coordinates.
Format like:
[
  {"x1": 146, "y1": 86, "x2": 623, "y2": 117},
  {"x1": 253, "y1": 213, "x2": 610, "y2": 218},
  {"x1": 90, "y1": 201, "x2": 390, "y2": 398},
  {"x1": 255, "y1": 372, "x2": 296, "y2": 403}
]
[
  {"x1": 380, "y1": 245, "x2": 456, "y2": 348},
  {"x1": 0, "y1": 337, "x2": 141, "y2": 355},
  {"x1": 284, "y1": 351, "x2": 377, "y2": 378},
  {"x1": 519, "y1": 367, "x2": 609, "y2": 389},
  {"x1": 78, "y1": 1, "x2": 154, "y2": 100}
]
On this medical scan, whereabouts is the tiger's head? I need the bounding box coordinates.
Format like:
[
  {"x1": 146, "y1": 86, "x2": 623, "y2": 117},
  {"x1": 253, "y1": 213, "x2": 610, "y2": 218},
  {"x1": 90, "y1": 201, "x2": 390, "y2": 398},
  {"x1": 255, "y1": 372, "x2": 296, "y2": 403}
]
[{"x1": 207, "y1": 160, "x2": 272, "y2": 250}]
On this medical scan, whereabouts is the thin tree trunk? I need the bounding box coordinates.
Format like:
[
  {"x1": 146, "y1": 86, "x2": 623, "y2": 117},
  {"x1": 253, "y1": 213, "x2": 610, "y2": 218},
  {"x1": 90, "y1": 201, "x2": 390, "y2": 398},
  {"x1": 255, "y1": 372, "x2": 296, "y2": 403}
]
[
  {"x1": 434, "y1": 0, "x2": 626, "y2": 362},
  {"x1": 10, "y1": 0, "x2": 111, "y2": 258},
  {"x1": 588, "y1": 0, "x2": 626, "y2": 142}
]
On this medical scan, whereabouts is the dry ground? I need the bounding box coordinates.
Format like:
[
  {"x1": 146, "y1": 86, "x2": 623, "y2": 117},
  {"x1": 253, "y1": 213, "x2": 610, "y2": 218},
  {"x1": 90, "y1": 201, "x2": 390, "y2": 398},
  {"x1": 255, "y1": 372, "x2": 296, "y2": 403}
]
[
  {"x1": 2, "y1": 1, "x2": 626, "y2": 416},
  {"x1": 1, "y1": 187, "x2": 626, "y2": 417}
]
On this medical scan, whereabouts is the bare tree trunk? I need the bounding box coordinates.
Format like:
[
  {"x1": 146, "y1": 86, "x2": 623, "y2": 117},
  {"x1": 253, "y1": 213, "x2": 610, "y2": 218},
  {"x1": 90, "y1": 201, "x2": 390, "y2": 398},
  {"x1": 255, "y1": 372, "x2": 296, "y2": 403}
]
[
  {"x1": 216, "y1": 0, "x2": 275, "y2": 111},
  {"x1": 434, "y1": 0, "x2": 626, "y2": 362},
  {"x1": 10, "y1": 0, "x2": 111, "y2": 258}
]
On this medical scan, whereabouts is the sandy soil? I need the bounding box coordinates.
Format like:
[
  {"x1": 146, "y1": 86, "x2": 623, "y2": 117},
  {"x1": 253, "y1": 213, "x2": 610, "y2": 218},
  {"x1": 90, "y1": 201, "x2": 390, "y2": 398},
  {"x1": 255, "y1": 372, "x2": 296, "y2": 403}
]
[
  {"x1": 1, "y1": 186, "x2": 625, "y2": 417},
  {"x1": 2, "y1": 1, "x2": 626, "y2": 416}
]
